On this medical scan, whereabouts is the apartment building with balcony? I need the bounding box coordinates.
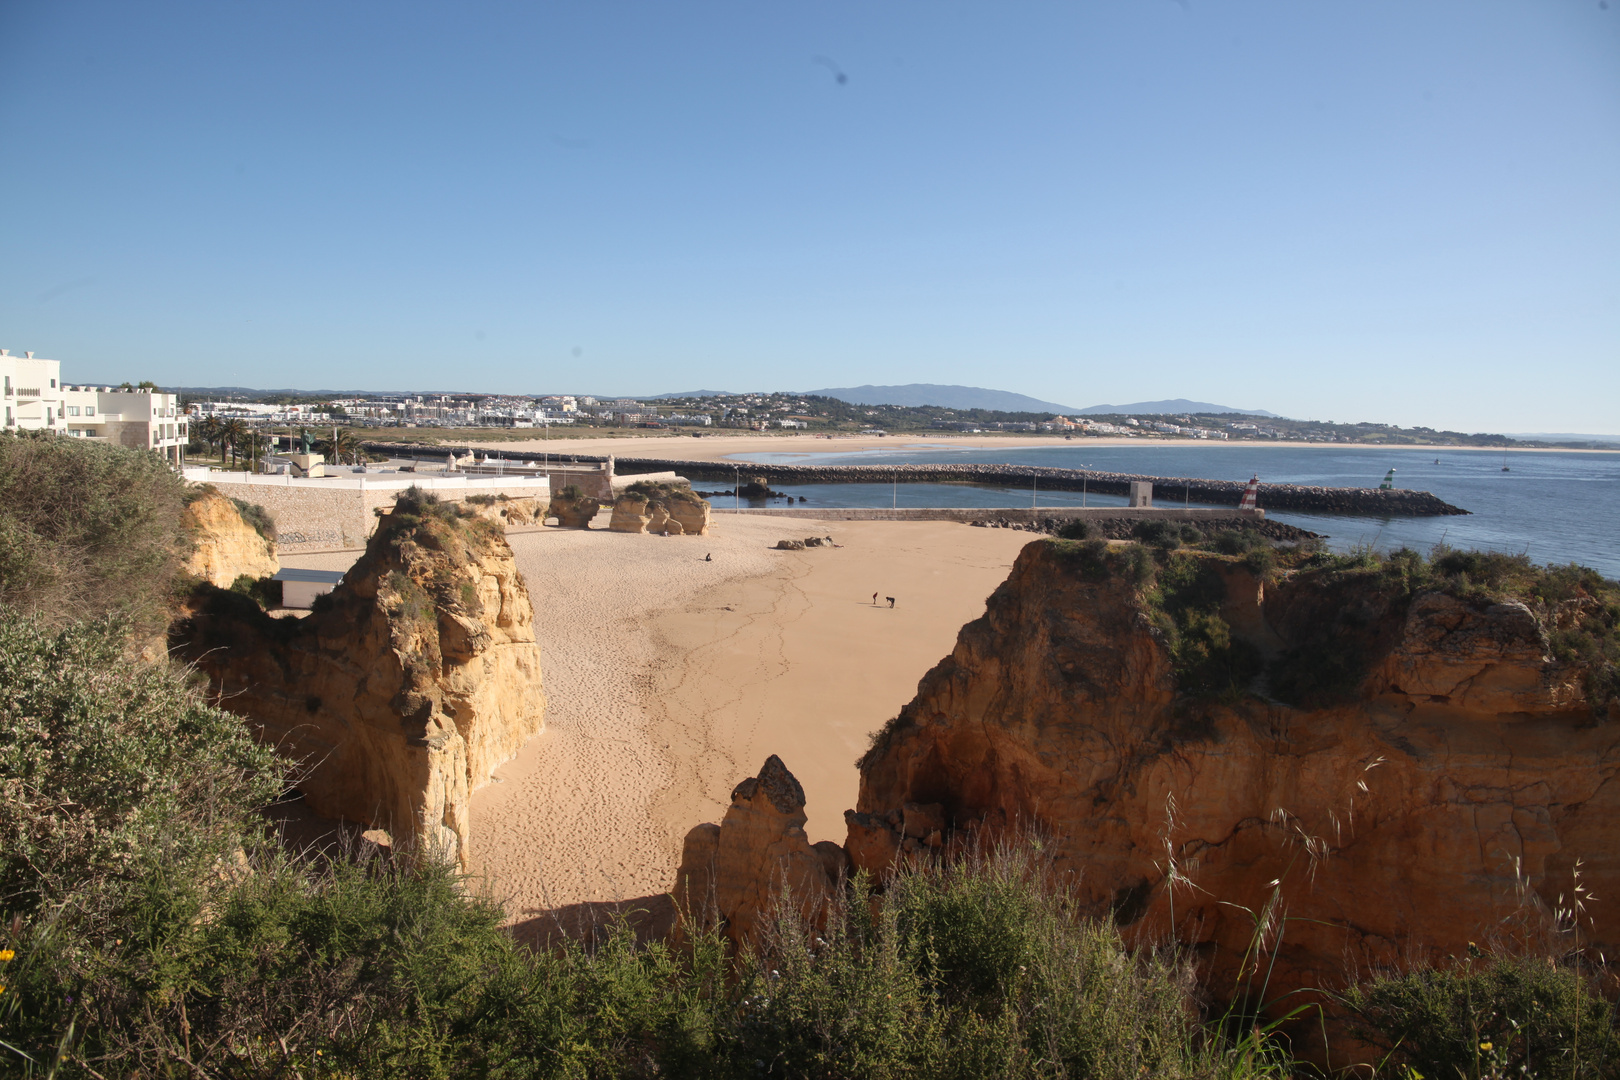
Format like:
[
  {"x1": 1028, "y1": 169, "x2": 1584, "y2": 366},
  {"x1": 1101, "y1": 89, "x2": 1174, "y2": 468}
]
[{"x1": 2, "y1": 349, "x2": 188, "y2": 466}]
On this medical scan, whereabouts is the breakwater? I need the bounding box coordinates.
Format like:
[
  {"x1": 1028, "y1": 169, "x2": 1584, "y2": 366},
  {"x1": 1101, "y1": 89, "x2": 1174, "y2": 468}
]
[
  {"x1": 617, "y1": 458, "x2": 1468, "y2": 517},
  {"x1": 363, "y1": 444, "x2": 1469, "y2": 517}
]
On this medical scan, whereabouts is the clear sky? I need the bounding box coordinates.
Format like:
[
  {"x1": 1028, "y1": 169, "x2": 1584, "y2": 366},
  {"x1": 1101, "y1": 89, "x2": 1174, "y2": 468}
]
[{"x1": 2, "y1": 1, "x2": 1616, "y2": 432}]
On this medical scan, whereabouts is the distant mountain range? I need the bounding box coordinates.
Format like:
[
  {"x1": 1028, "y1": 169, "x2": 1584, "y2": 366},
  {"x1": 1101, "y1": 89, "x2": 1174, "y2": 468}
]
[
  {"x1": 790, "y1": 384, "x2": 1277, "y2": 417},
  {"x1": 1506, "y1": 432, "x2": 1620, "y2": 446},
  {"x1": 803, "y1": 384, "x2": 1084, "y2": 413},
  {"x1": 1076, "y1": 397, "x2": 1279, "y2": 418}
]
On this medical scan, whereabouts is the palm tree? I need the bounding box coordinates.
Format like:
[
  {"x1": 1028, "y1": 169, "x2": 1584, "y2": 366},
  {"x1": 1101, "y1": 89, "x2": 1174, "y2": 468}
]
[
  {"x1": 219, "y1": 418, "x2": 249, "y2": 469},
  {"x1": 317, "y1": 427, "x2": 362, "y2": 466},
  {"x1": 195, "y1": 415, "x2": 222, "y2": 461}
]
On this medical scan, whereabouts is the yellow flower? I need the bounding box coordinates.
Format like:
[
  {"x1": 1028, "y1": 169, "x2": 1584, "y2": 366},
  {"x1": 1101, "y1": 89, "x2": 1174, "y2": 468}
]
[
  {"x1": 1479, "y1": 1041, "x2": 1493, "y2": 1052},
  {"x1": 0, "y1": 949, "x2": 14, "y2": 962}
]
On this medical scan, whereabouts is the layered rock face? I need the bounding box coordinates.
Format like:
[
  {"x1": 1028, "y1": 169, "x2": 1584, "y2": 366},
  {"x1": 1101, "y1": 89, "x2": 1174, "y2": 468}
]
[
  {"x1": 608, "y1": 489, "x2": 710, "y2": 536},
  {"x1": 173, "y1": 495, "x2": 545, "y2": 867},
  {"x1": 182, "y1": 489, "x2": 279, "y2": 587},
  {"x1": 609, "y1": 494, "x2": 653, "y2": 533},
  {"x1": 550, "y1": 492, "x2": 601, "y2": 528},
  {"x1": 855, "y1": 540, "x2": 1619, "y2": 1005},
  {"x1": 463, "y1": 494, "x2": 548, "y2": 529},
  {"x1": 675, "y1": 756, "x2": 845, "y2": 942}
]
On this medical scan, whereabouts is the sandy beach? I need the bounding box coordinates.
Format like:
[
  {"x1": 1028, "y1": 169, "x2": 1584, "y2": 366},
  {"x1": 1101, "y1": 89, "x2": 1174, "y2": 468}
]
[{"x1": 283, "y1": 513, "x2": 1031, "y2": 916}]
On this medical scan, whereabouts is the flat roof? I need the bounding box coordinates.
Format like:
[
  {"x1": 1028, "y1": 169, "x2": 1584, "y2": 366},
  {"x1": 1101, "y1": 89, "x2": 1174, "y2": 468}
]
[{"x1": 272, "y1": 568, "x2": 347, "y2": 584}]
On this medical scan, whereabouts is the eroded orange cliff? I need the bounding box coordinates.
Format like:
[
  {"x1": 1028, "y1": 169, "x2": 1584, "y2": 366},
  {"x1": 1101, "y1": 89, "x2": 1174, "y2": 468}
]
[{"x1": 852, "y1": 540, "x2": 1619, "y2": 1007}]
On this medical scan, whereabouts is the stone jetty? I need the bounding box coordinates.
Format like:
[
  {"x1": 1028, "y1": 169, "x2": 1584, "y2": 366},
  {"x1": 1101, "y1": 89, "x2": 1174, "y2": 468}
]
[{"x1": 363, "y1": 444, "x2": 1469, "y2": 517}]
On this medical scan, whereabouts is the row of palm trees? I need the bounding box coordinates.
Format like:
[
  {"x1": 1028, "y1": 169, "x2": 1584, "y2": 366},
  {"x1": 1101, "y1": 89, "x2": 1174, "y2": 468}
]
[{"x1": 190, "y1": 417, "x2": 366, "y2": 469}]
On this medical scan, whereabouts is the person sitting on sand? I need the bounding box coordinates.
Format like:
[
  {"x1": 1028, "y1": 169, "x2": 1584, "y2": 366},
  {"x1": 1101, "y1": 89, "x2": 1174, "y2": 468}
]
[{"x1": 705, "y1": 553, "x2": 712, "y2": 562}]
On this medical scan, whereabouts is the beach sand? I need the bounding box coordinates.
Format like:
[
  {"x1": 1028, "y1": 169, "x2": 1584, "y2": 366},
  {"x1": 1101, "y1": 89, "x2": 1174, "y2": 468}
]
[{"x1": 283, "y1": 513, "x2": 1031, "y2": 916}]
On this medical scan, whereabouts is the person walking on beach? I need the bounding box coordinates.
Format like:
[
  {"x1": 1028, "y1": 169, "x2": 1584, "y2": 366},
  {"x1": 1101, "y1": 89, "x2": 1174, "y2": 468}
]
[
  {"x1": 887, "y1": 596, "x2": 896, "y2": 608},
  {"x1": 872, "y1": 592, "x2": 878, "y2": 606}
]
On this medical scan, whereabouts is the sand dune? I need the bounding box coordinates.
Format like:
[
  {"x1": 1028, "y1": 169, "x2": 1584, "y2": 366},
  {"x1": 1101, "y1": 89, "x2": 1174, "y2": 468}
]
[{"x1": 284, "y1": 513, "x2": 1032, "y2": 916}]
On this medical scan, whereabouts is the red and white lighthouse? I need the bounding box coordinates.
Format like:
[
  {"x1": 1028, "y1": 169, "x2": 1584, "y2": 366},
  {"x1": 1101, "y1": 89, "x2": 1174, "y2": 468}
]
[{"x1": 1238, "y1": 474, "x2": 1259, "y2": 512}]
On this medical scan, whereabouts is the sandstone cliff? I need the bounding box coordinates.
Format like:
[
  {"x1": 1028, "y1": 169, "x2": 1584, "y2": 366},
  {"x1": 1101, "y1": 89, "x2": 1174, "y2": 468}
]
[
  {"x1": 182, "y1": 488, "x2": 279, "y2": 587},
  {"x1": 172, "y1": 489, "x2": 545, "y2": 867},
  {"x1": 852, "y1": 539, "x2": 1620, "y2": 1010}
]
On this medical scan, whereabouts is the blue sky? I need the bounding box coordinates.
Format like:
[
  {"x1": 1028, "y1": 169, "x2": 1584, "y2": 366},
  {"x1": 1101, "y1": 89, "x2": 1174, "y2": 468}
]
[{"x1": 2, "y1": 1, "x2": 1616, "y2": 432}]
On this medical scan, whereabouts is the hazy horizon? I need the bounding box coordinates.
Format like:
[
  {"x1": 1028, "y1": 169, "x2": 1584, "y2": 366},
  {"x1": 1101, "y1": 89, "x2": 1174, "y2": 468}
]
[{"x1": 2, "y1": 2, "x2": 1616, "y2": 434}]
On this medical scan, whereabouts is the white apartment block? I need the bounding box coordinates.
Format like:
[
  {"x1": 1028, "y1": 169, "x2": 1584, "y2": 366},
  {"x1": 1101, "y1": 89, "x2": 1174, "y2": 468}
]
[{"x1": 1, "y1": 349, "x2": 188, "y2": 466}]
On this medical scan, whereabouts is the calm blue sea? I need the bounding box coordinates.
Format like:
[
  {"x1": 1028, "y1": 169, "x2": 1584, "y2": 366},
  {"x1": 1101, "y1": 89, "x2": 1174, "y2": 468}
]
[{"x1": 707, "y1": 443, "x2": 1620, "y2": 580}]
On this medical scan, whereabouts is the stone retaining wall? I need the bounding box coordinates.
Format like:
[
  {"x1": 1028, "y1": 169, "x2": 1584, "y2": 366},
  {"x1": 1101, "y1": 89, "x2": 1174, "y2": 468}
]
[{"x1": 188, "y1": 469, "x2": 551, "y2": 553}]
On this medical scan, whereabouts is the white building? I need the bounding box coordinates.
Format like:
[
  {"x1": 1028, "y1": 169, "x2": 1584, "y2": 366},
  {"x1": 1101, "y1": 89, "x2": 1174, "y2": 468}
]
[{"x1": 2, "y1": 349, "x2": 188, "y2": 465}]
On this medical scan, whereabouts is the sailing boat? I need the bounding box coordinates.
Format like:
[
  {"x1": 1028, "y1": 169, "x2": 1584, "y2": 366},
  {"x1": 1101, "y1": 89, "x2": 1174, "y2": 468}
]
[{"x1": 1502, "y1": 451, "x2": 1511, "y2": 473}]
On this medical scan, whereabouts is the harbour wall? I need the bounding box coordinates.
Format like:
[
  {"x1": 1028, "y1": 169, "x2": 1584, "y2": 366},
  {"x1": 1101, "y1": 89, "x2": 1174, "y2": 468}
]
[{"x1": 363, "y1": 444, "x2": 1469, "y2": 517}]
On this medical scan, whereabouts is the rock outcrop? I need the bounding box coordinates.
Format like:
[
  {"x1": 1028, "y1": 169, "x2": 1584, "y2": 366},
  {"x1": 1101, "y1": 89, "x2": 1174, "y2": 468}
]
[
  {"x1": 609, "y1": 493, "x2": 653, "y2": 533},
  {"x1": 852, "y1": 539, "x2": 1620, "y2": 1014},
  {"x1": 550, "y1": 491, "x2": 601, "y2": 528},
  {"x1": 674, "y1": 755, "x2": 842, "y2": 943},
  {"x1": 666, "y1": 497, "x2": 709, "y2": 536},
  {"x1": 463, "y1": 494, "x2": 548, "y2": 530},
  {"x1": 608, "y1": 486, "x2": 709, "y2": 536},
  {"x1": 172, "y1": 491, "x2": 545, "y2": 867},
  {"x1": 182, "y1": 488, "x2": 279, "y2": 587}
]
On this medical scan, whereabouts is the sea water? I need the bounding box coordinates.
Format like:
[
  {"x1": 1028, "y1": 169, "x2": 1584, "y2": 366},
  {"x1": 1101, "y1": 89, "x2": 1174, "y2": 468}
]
[{"x1": 706, "y1": 443, "x2": 1620, "y2": 580}]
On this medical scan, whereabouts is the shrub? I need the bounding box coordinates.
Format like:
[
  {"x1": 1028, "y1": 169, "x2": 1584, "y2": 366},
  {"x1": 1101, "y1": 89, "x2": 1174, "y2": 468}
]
[
  {"x1": 1346, "y1": 952, "x2": 1620, "y2": 1079},
  {"x1": 0, "y1": 431, "x2": 190, "y2": 632},
  {"x1": 1055, "y1": 518, "x2": 1093, "y2": 541},
  {"x1": 228, "y1": 573, "x2": 282, "y2": 609},
  {"x1": 733, "y1": 847, "x2": 1221, "y2": 1080},
  {"x1": 1149, "y1": 553, "x2": 1263, "y2": 697},
  {"x1": 1133, "y1": 519, "x2": 1185, "y2": 549},
  {"x1": 229, "y1": 497, "x2": 277, "y2": 541},
  {"x1": 1211, "y1": 527, "x2": 1266, "y2": 556}
]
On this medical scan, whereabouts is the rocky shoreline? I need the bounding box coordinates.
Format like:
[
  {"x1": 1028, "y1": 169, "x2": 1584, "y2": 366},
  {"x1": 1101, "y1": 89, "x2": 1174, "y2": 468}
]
[
  {"x1": 364, "y1": 443, "x2": 1469, "y2": 517},
  {"x1": 972, "y1": 513, "x2": 1321, "y2": 541}
]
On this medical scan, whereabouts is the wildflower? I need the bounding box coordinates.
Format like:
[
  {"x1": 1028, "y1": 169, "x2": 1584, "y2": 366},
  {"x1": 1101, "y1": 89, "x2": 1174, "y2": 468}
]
[
  {"x1": 1479, "y1": 1041, "x2": 1492, "y2": 1052},
  {"x1": 0, "y1": 949, "x2": 13, "y2": 962}
]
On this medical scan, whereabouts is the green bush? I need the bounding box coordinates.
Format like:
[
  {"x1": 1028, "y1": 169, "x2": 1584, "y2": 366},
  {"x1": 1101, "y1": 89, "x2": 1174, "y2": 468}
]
[
  {"x1": 229, "y1": 497, "x2": 277, "y2": 541},
  {"x1": 1346, "y1": 952, "x2": 1620, "y2": 1079},
  {"x1": 1134, "y1": 519, "x2": 1186, "y2": 549},
  {"x1": 228, "y1": 573, "x2": 282, "y2": 609},
  {"x1": 1054, "y1": 518, "x2": 1093, "y2": 541},
  {"x1": 0, "y1": 431, "x2": 190, "y2": 632},
  {"x1": 732, "y1": 849, "x2": 1223, "y2": 1080},
  {"x1": 0, "y1": 611, "x2": 284, "y2": 1071}
]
